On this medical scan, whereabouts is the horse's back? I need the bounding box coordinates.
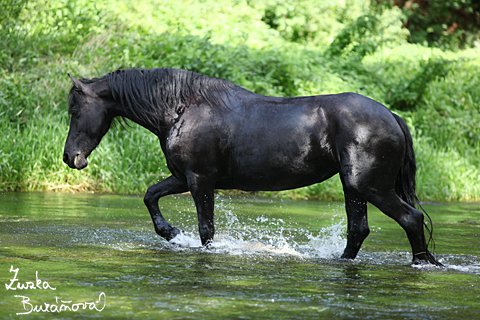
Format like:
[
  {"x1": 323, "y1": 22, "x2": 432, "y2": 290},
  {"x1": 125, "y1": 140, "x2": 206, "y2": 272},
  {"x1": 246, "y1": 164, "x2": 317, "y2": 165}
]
[
  {"x1": 234, "y1": 90, "x2": 405, "y2": 155},
  {"x1": 320, "y1": 92, "x2": 402, "y2": 133}
]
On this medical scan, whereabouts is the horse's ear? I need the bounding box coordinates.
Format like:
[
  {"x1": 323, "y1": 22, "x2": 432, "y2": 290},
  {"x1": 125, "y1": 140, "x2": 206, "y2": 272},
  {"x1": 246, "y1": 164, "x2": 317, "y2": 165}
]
[
  {"x1": 91, "y1": 79, "x2": 112, "y2": 98},
  {"x1": 69, "y1": 74, "x2": 85, "y2": 91}
]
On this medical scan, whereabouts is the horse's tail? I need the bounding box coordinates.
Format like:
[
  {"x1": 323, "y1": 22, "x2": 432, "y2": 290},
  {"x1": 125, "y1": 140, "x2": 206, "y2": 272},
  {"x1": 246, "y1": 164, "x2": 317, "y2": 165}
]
[
  {"x1": 392, "y1": 113, "x2": 443, "y2": 266},
  {"x1": 392, "y1": 113, "x2": 416, "y2": 207}
]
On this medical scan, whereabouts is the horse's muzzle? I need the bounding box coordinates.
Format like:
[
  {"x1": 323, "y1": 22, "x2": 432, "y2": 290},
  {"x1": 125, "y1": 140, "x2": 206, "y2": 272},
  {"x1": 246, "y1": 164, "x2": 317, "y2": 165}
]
[{"x1": 63, "y1": 152, "x2": 88, "y2": 170}]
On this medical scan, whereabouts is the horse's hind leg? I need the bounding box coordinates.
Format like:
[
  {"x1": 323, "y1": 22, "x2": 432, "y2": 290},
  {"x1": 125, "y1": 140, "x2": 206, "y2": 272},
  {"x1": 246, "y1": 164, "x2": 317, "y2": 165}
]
[
  {"x1": 364, "y1": 191, "x2": 429, "y2": 264},
  {"x1": 340, "y1": 189, "x2": 369, "y2": 260},
  {"x1": 144, "y1": 175, "x2": 188, "y2": 241},
  {"x1": 340, "y1": 162, "x2": 430, "y2": 264}
]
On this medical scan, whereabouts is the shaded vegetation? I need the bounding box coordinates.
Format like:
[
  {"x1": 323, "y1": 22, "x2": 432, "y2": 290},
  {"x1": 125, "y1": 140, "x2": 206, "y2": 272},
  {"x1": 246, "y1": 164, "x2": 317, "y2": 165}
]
[
  {"x1": 0, "y1": 0, "x2": 479, "y2": 201},
  {"x1": 386, "y1": 0, "x2": 480, "y2": 49}
]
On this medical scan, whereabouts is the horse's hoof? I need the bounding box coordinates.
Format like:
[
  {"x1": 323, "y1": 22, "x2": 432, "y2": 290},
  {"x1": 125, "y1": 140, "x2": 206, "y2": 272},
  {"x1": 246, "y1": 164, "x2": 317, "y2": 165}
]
[
  {"x1": 201, "y1": 239, "x2": 215, "y2": 250},
  {"x1": 412, "y1": 255, "x2": 444, "y2": 267},
  {"x1": 412, "y1": 258, "x2": 428, "y2": 265},
  {"x1": 163, "y1": 226, "x2": 183, "y2": 241},
  {"x1": 340, "y1": 252, "x2": 356, "y2": 260},
  {"x1": 338, "y1": 257, "x2": 354, "y2": 264},
  {"x1": 427, "y1": 251, "x2": 444, "y2": 267}
]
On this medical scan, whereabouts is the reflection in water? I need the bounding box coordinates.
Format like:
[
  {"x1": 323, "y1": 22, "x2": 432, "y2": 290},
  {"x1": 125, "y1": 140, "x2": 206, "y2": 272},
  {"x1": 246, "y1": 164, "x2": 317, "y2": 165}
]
[{"x1": 0, "y1": 192, "x2": 479, "y2": 319}]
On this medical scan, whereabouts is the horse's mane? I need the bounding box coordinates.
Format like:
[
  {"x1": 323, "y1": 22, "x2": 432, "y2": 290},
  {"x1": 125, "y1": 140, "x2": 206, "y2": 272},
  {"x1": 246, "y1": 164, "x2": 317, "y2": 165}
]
[
  {"x1": 106, "y1": 68, "x2": 234, "y2": 129},
  {"x1": 69, "y1": 68, "x2": 235, "y2": 130}
]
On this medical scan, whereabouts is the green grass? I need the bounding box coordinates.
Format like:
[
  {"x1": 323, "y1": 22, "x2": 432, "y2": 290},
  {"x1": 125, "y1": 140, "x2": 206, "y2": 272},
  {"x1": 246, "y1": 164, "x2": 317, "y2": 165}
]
[{"x1": 0, "y1": 0, "x2": 479, "y2": 201}]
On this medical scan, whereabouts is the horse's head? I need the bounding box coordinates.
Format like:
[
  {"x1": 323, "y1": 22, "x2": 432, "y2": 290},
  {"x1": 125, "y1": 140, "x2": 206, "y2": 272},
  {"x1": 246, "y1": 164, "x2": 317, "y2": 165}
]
[{"x1": 63, "y1": 74, "x2": 116, "y2": 170}]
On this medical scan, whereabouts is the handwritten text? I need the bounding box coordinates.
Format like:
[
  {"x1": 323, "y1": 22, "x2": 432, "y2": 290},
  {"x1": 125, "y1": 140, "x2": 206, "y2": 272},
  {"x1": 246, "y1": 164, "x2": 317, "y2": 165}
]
[
  {"x1": 5, "y1": 266, "x2": 56, "y2": 291},
  {"x1": 14, "y1": 293, "x2": 106, "y2": 315}
]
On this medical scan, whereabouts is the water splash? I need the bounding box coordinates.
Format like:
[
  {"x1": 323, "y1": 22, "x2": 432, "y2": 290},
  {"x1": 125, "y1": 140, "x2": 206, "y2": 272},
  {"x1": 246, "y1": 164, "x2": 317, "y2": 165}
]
[
  {"x1": 168, "y1": 201, "x2": 347, "y2": 259},
  {"x1": 302, "y1": 219, "x2": 347, "y2": 259},
  {"x1": 428, "y1": 255, "x2": 480, "y2": 275},
  {"x1": 444, "y1": 263, "x2": 480, "y2": 275}
]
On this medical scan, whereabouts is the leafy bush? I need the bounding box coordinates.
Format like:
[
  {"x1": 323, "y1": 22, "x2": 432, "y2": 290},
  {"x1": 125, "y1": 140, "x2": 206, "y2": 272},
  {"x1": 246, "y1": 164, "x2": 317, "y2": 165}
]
[
  {"x1": 257, "y1": 0, "x2": 353, "y2": 45},
  {"x1": 386, "y1": 0, "x2": 480, "y2": 48},
  {"x1": 0, "y1": 0, "x2": 478, "y2": 201},
  {"x1": 386, "y1": 58, "x2": 452, "y2": 111}
]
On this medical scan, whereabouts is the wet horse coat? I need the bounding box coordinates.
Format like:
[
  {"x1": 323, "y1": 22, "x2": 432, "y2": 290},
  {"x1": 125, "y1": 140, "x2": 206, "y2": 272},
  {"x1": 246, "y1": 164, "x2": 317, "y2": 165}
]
[{"x1": 63, "y1": 68, "x2": 441, "y2": 265}]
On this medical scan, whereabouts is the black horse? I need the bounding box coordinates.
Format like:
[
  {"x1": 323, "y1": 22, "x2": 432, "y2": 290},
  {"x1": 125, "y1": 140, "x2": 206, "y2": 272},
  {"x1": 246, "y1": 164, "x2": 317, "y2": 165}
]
[{"x1": 63, "y1": 68, "x2": 441, "y2": 265}]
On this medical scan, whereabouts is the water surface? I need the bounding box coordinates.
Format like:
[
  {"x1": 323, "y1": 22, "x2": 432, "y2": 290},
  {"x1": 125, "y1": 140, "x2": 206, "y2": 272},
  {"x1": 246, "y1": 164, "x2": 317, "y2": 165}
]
[{"x1": 0, "y1": 192, "x2": 478, "y2": 319}]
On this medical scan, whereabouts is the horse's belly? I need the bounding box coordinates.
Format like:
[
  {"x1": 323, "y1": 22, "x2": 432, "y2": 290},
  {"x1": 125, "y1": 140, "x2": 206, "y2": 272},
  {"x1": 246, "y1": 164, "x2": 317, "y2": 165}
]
[
  {"x1": 215, "y1": 168, "x2": 338, "y2": 191},
  {"x1": 216, "y1": 132, "x2": 338, "y2": 191},
  {"x1": 216, "y1": 149, "x2": 338, "y2": 191}
]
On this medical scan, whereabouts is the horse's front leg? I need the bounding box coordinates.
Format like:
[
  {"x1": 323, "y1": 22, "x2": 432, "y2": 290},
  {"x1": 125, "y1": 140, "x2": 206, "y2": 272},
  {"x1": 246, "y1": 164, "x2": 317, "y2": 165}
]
[
  {"x1": 144, "y1": 175, "x2": 188, "y2": 241},
  {"x1": 187, "y1": 173, "x2": 215, "y2": 247}
]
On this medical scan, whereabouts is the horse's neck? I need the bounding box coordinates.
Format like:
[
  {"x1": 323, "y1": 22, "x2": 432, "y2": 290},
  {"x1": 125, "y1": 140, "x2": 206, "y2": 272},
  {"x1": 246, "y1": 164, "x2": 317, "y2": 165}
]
[{"x1": 118, "y1": 98, "x2": 174, "y2": 137}]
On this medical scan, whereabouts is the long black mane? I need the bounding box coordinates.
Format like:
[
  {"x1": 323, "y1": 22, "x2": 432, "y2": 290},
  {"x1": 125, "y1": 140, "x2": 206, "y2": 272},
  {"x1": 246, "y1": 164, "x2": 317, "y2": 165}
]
[{"x1": 70, "y1": 68, "x2": 235, "y2": 130}]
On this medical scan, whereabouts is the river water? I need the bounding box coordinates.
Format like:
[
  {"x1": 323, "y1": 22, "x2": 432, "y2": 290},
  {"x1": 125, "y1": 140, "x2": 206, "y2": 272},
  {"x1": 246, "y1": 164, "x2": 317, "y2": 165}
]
[{"x1": 0, "y1": 192, "x2": 478, "y2": 319}]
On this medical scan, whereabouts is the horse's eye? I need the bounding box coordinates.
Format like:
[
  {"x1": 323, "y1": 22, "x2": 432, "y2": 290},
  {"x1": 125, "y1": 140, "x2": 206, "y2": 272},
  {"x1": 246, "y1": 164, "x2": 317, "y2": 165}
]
[{"x1": 71, "y1": 110, "x2": 80, "y2": 117}]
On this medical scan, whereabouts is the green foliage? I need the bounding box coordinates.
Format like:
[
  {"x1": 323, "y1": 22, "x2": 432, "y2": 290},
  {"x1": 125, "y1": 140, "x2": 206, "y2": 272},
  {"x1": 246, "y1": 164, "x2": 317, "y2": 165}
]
[
  {"x1": 0, "y1": 0, "x2": 27, "y2": 24},
  {"x1": 0, "y1": 0, "x2": 479, "y2": 201},
  {"x1": 2, "y1": 0, "x2": 106, "y2": 63},
  {"x1": 386, "y1": 58, "x2": 452, "y2": 111},
  {"x1": 387, "y1": 0, "x2": 480, "y2": 49},
  {"x1": 327, "y1": 10, "x2": 383, "y2": 58},
  {"x1": 257, "y1": 0, "x2": 358, "y2": 45}
]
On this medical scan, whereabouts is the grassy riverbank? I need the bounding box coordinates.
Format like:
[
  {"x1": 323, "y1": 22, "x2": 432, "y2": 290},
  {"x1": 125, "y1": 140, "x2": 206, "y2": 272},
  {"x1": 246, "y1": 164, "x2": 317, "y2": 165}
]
[{"x1": 1, "y1": 0, "x2": 479, "y2": 201}]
